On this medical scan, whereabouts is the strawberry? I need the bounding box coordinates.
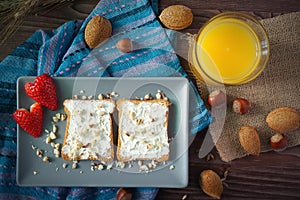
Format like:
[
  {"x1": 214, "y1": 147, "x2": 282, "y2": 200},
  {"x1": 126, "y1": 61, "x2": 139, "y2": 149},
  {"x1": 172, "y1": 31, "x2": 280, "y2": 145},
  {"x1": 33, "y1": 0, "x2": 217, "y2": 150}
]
[
  {"x1": 13, "y1": 103, "x2": 43, "y2": 137},
  {"x1": 25, "y1": 74, "x2": 58, "y2": 110}
]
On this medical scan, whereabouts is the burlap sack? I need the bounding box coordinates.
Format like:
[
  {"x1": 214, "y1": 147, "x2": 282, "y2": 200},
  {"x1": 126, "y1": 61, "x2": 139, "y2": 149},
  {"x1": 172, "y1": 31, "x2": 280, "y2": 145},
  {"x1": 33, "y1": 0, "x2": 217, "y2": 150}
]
[{"x1": 196, "y1": 12, "x2": 300, "y2": 162}]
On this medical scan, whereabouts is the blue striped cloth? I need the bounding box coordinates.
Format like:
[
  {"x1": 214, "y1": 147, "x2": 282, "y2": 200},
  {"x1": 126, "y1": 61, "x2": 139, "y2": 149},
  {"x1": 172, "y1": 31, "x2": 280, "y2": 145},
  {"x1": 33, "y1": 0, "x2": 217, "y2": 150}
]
[{"x1": 0, "y1": 0, "x2": 211, "y2": 199}]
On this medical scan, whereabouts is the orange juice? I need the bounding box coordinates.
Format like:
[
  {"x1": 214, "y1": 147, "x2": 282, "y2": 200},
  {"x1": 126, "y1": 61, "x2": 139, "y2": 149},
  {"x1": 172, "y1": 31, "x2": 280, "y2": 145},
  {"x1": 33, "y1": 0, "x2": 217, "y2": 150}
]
[{"x1": 190, "y1": 12, "x2": 269, "y2": 85}]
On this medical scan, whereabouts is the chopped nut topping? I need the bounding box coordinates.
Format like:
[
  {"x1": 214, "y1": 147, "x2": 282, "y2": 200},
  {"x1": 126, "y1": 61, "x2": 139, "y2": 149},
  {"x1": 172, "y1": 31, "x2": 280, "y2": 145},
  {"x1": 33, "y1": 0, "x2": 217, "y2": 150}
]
[
  {"x1": 36, "y1": 149, "x2": 43, "y2": 157},
  {"x1": 72, "y1": 162, "x2": 78, "y2": 169},
  {"x1": 97, "y1": 111, "x2": 106, "y2": 116},
  {"x1": 61, "y1": 114, "x2": 67, "y2": 121},
  {"x1": 54, "y1": 143, "x2": 60, "y2": 149},
  {"x1": 147, "y1": 144, "x2": 154, "y2": 149},
  {"x1": 138, "y1": 160, "x2": 143, "y2": 166},
  {"x1": 97, "y1": 93, "x2": 104, "y2": 100},
  {"x1": 45, "y1": 129, "x2": 50, "y2": 134},
  {"x1": 144, "y1": 93, "x2": 151, "y2": 100},
  {"x1": 169, "y1": 165, "x2": 175, "y2": 170},
  {"x1": 53, "y1": 149, "x2": 60, "y2": 157},
  {"x1": 81, "y1": 95, "x2": 87, "y2": 100},
  {"x1": 33, "y1": 171, "x2": 39, "y2": 175},
  {"x1": 156, "y1": 141, "x2": 163, "y2": 148},
  {"x1": 55, "y1": 113, "x2": 61, "y2": 119},
  {"x1": 148, "y1": 163, "x2": 153, "y2": 169},
  {"x1": 49, "y1": 132, "x2": 57, "y2": 140},
  {"x1": 52, "y1": 125, "x2": 57, "y2": 133},
  {"x1": 139, "y1": 165, "x2": 149, "y2": 171},
  {"x1": 45, "y1": 136, "x2": 52, "y2": 144},
  {"x1": 128, "y1": 111, "x2": 135, "y2": 120},
  {"x1": 106, "y1": 164, "x2": 113, "y2": 170},
  {"x1": 62, "y1": 163, "x2": 68, "y2": 168},
  {"x1": 151, "y1": 160, "x2": 157, "y2": 168},
  {"x1": 110, "y1": 91, "x2": 119, "y2": 97},
  {"x1": 136, "y1": 118, "x2": 143, "y2": 125},
  {"x1": 96, "y1": 164, "x2": 103, "y2": 170},
  {"x1": 88, "y1": 95, "x2": 93, "y2": 100},
  {"x1": 42, "y1": 156, "x2": 50, "y2": 162},
  {"x1": 52, "y1": 116, "x2": 59, "y2": 123},
  {"x1": 129, "y1": 135, "x2": 134, "y2": 141},
  {"x1": 156, "y1": 92, "x2": 162, "y2": 99},
  {"x1": 31, "y1": 145, "x2": 37, "y2": 150},
  {"x1": 50, "y1": 142, "x2": 56, "y2": 148},
  {"x1": 73, "y1": 95, "x2": 78, "y2": 99},
  {"x1": 79, "y1": 90, "x2": 85, "y2": 94},
  {"x1": 116, "y1": 161, "x2": 125, "y2": 168}
]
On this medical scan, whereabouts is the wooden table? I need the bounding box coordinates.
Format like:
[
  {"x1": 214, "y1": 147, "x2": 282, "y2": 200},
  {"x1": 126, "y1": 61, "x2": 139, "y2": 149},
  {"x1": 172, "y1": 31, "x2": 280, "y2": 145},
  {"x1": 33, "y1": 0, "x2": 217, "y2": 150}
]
[{"x1": 1, "y1": 0, "x2": 299, "y2": 199}]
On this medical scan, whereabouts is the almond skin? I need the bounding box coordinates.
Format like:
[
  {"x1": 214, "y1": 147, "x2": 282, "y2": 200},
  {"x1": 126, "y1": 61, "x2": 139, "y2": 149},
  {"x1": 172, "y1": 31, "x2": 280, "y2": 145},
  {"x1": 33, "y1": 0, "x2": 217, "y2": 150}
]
[
  {"x1": 159, "y1": 5, "x2": 193, "y2": 30},
  {"x1": 238, "y1": 125, "x2": 260, "y2": 156},
  {"x1": 199, "y1": 170, "x2": 223, "y2": 199},
  {"x1": 266, "y1": 107, "x2": 300, "y2": 133},
  {"x1": 84, "y1": 15, "x2": 112, "y2": 48}
]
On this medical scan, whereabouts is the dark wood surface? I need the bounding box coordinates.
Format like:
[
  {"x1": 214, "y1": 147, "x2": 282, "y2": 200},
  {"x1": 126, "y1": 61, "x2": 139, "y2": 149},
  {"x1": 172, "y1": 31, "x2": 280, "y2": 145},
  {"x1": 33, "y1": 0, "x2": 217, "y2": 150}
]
[{"x1": 1, "y1": 1, "x2": 299, "y2": 199}]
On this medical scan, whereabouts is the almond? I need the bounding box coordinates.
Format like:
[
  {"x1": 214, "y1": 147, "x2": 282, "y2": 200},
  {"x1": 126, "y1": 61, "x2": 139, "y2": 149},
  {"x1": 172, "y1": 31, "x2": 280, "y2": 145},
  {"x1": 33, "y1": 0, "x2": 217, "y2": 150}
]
[
  {"x1": 159, "y1": 5, "x2": 193, "y2": 30},
  {"x1": 238, "y1": 125, "x2": 260, "y2": 156},
  {"x1": 266, "y1": 107, "x2": 300, "y2": 133},
  {"x1": 84, "y1": 15, "x2": 112, "y2": 48},
  {"x1": 199, "y1": 169, "x2": 223, "y2": 199}
]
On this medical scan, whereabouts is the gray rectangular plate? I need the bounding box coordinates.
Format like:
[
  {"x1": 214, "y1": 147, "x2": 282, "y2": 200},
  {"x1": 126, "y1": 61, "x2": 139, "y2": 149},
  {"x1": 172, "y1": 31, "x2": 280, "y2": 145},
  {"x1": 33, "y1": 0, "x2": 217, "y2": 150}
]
[{"x1": 16, "y1": 77, "x2": 189, "y2": 187}]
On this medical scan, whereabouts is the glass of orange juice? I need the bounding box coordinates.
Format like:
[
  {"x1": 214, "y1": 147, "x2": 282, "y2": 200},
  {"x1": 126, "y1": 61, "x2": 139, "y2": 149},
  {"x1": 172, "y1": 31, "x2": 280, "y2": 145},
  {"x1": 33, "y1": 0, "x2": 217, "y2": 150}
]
[{"x1": 189, "y1": 12, "x2": 269, "y2": 85}]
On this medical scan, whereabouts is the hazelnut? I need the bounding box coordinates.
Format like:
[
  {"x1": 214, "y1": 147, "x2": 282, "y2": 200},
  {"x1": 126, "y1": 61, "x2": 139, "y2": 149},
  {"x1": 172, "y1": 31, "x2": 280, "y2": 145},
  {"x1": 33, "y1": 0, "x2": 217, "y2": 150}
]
[
  {"x1": 116, "y1": 38, "x2": 133, "y2": 53},
  {"x1": 116, "y1": 188, "x2": 132, "y2": 200},
  {"x1": 270, "y1": 133, "x2": 287, "y2": 151},
  {"x1": 233, "y1": 98, "x2": 251, "y2": 115},
  {"x1": 207, "y1": 90, "x2": 226, "y2": 107}
]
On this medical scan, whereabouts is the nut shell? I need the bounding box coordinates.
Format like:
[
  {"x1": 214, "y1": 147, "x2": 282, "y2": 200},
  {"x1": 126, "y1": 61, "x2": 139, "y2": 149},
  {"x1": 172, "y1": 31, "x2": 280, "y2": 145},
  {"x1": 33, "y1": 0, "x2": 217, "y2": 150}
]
[
  {"x1": 116, "y1": 188, "x2": 132, "y2": 200},
  {"x1": 84, "y1": 15, "x2": 112, "y2": 48},
  {"x1": 270, "y1": 133, "x2": 287, "y2": 151},
  {"x1": 266, "y1": 107, "x2": 300, "y2": 133},
  {"x1": 199, "y1": 169, "x2": 223, "y2": 199},
  {"x1": 208, "y1": 90, "x2": 226, "y2": 107},
  {"x1": 159, "y1": 5, "x2": 193, "y2": 30},
  {"x1": 233, "y1": 98, "x2": 251, "y2": 115},
  {"x1": 238, "y1": 125, "x2": 260, "y2": 156}
]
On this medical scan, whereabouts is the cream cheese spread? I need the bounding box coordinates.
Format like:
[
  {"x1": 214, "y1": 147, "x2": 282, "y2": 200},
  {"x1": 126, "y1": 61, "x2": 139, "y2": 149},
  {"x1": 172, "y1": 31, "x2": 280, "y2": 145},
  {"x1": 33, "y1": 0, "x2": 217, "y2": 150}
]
[
  {"x1": 62, "y1": 100, "x2": 115, "y2": 160},
  {"x1": 118, "y1": 101, "x2": 169, "y2": 160}
]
